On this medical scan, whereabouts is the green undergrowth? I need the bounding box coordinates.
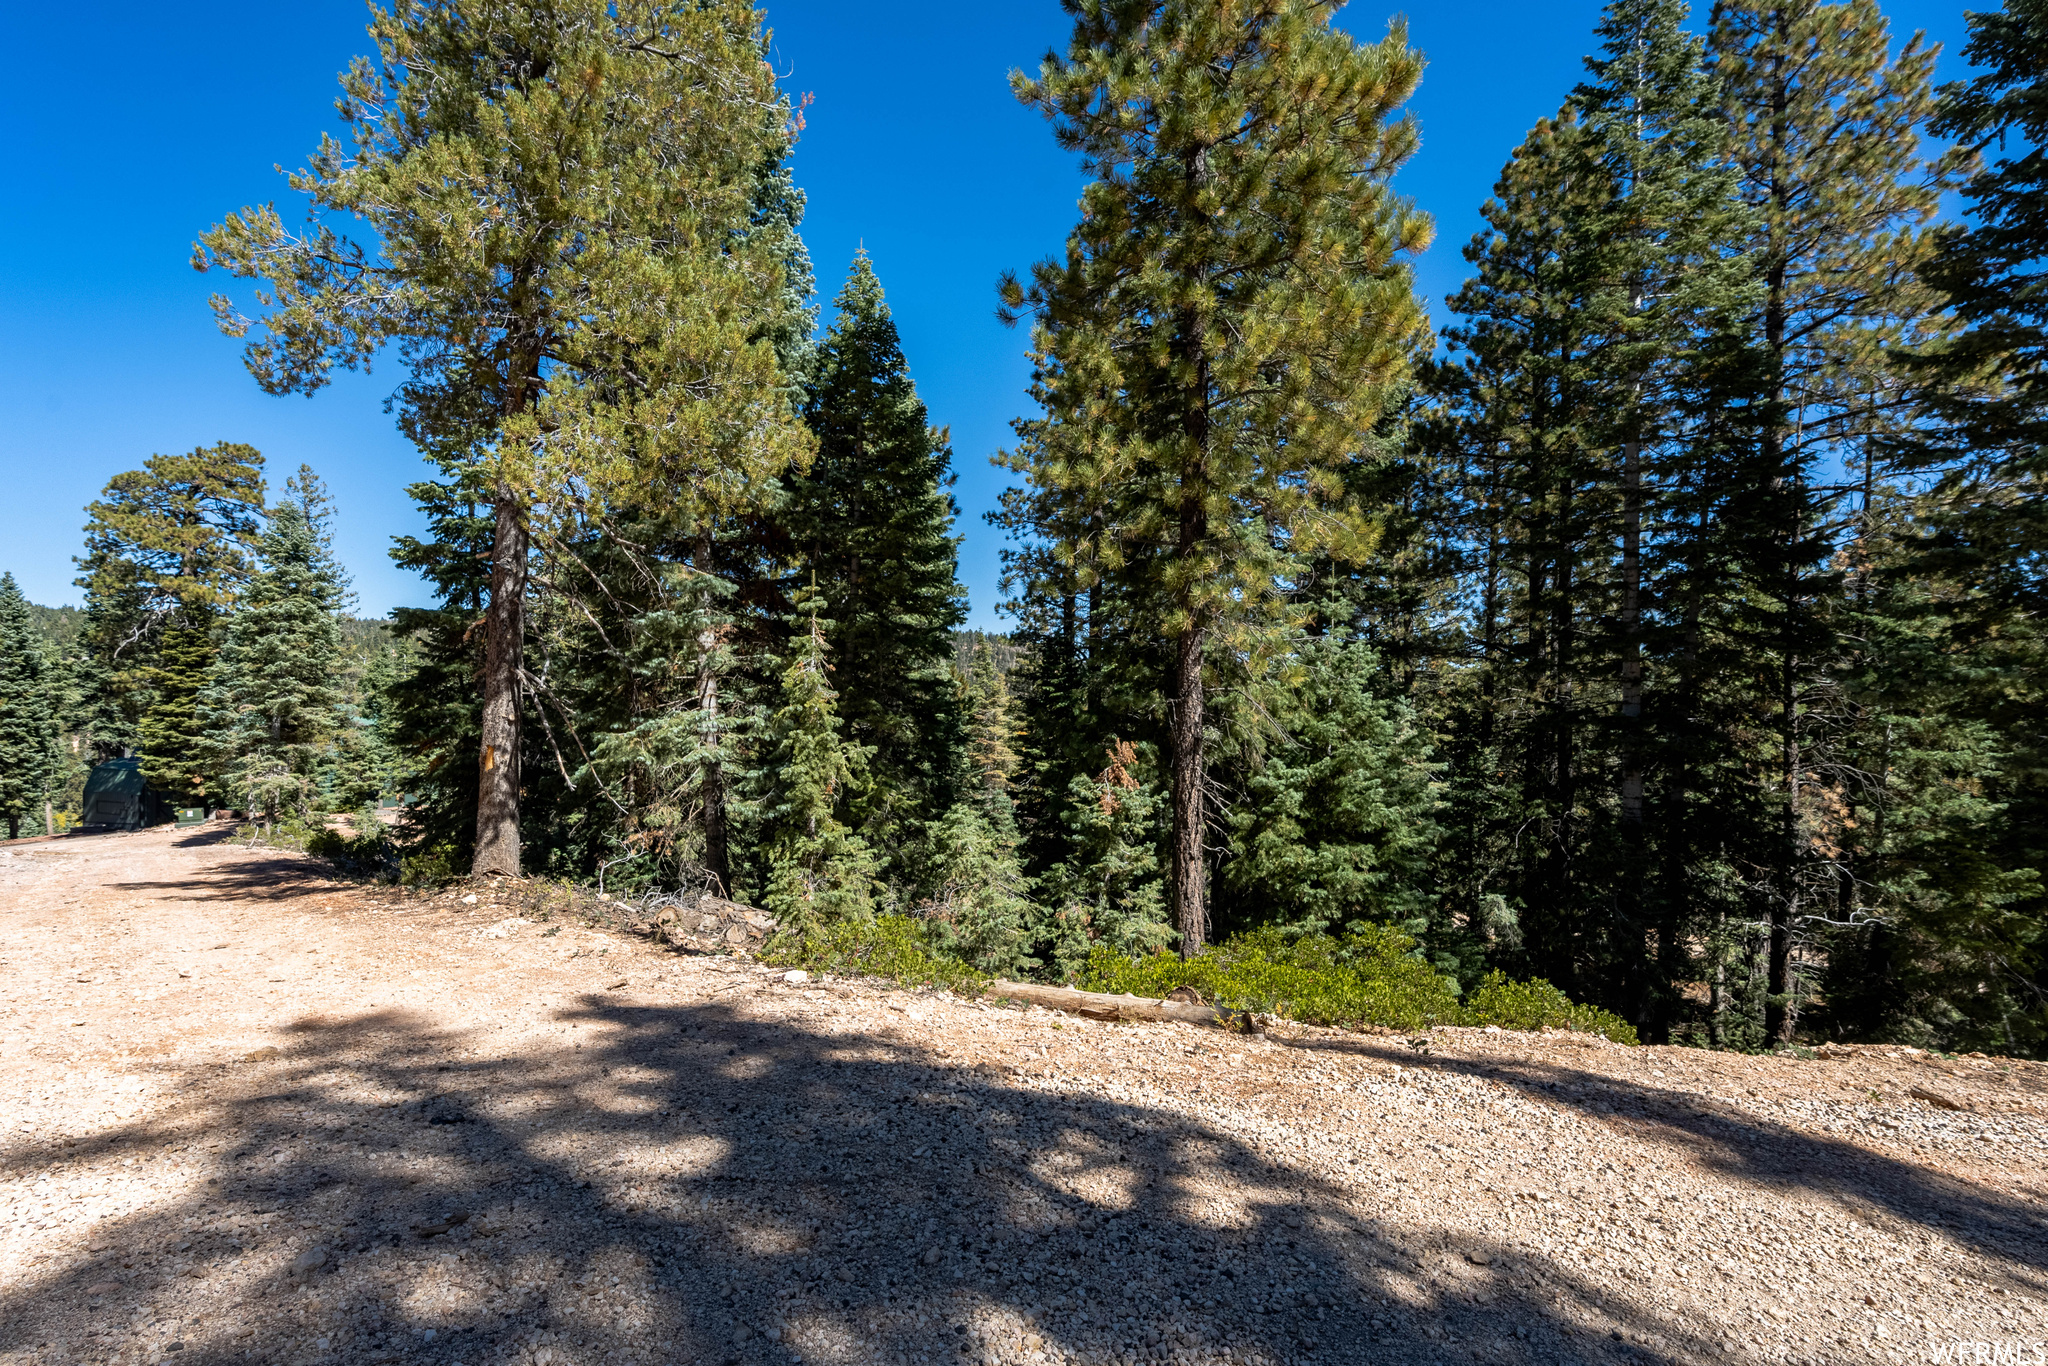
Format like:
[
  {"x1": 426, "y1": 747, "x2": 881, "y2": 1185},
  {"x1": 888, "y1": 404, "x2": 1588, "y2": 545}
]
[
  {"x1": 757, "y1": 915, "x2": 1637, "y2": 1043},
  {"x1": 1082, "y1": 929, "x2": 1636, "y2": 1043},
  {"x1": 760, "y1": 915, "x2": 992, "y2": 994}
]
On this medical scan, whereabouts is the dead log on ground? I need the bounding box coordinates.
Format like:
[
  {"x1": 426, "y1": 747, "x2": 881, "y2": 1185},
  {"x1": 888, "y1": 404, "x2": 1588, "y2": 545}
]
[{"x1": 982, "y1": 980, "x2": 1256, "y2": 1029}]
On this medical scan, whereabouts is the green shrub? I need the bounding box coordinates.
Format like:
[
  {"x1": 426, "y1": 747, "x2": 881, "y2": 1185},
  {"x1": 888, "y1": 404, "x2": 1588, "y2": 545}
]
[
  {"x1": 1081, "y1": 925, "x2": 1463, "y2": 1031},
  {"x1": 1081, "y1": 925, "x2": 1639, "y2": 1043},
  {"x1": 760, "y1": 914, "x2": 990, "y2": 994},
  {"x1": 1463, "y1": 971, "x2": 1638, "y2": 1044}
]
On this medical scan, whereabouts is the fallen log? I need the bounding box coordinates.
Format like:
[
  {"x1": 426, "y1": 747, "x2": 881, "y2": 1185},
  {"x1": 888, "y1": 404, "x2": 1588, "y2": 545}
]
[{"x1": 982, "y1": 980, "x2": 1256, "y2": 1030}]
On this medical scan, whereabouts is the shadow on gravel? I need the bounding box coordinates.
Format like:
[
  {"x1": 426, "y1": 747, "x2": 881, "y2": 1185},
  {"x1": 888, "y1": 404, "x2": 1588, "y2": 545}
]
[
  {"x1": 1282, "y1": 1036, "x2": 2048, "y2": 1284},
  {"x1": 109, "y1": 858, "x2": 341, "y2": 904},
  {"x1": 169, "y1": 825, "x2": 245, "y2": 850},
  {"x1": 2, "y1": 1004, "x2": 1745, "y2": 1366}
]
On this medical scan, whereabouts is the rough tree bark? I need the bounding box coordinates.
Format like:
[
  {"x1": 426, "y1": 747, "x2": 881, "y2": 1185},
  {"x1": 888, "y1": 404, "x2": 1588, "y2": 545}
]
[{"x1": 472, "y1": 489, "x2": 528, "y2": 877}]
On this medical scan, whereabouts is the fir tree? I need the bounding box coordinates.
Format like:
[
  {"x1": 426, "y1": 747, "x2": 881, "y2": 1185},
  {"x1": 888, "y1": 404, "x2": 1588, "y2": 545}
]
[
  {"x1": 0, "y1": 573, "x2": 57, "y2": 840},
  {"x1": 788, "y1": 254, "x2": 966, "y2": 865},
  {"x1": 1034, "y1": 740, "x2": 1172, "y2": 982},
  {"x1": 761, "y1": 595, "x2": 879, "y2": 930},
  {"x1": 1005, "y1": 0, "x2": 1431, "y2": 952},
  {"x1": 1709, "y1": 0, "x2": 1959, "y2": 1041},
  {"x1": 1883, "y1": 0, "x2": 2048, "y2": 1045},
  {"x1": 922, "y1": 643, "x2": 1033, "y2": 973},
  {"x1": 1221, "y1": 637, "x2": 1438, "y2": 939},
  {"x1": 199, "y1": 502, "x2": 346, "y2": 830}
]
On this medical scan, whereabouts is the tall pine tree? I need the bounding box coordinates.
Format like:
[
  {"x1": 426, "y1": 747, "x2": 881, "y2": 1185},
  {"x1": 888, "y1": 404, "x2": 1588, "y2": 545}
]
[
  {"x1": 1005, "y1": 0, "x2": 1431, "y2": 953},
  {"x1": 199, "y1": 0, "x2": 811, "y2": 876}
]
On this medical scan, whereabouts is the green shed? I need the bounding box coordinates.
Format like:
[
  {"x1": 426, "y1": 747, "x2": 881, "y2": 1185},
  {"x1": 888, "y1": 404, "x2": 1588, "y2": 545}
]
[{"x1": 80, "y1": 760, "x2": 176, "y2": 831}]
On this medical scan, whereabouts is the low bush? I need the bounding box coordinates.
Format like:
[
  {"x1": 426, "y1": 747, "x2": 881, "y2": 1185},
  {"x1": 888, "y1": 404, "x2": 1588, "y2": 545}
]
[
  {"x1": 750, "y1": 913, "x2": 1637, "y2": 1043},
  {"x1": 760, "y1": 914, "x2": 990, "y2": 994},
  {"x1": 1082, "y1": 925, "x2": 1639, "y2": 1044},
  {"x1": 1462, "y1": 971, "x2": 1638, "y2": 1043},
  {"x1": 1080, "y1": 925, "x2": 1463, "y2": 1032}
]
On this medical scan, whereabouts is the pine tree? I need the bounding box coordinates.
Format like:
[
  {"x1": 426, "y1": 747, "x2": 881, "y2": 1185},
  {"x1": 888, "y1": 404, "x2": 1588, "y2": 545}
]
[
  {"x1": 787, "y1": 254, "x2": 967, "y2": 863},
  {"x1": 761, "y1": 595, "x2": 879, "y2": 930},
  {"x1": 199, "y1": 502, "x2": 346, "y2": 830},
  {"x1": 0, "y1": 573, "x2": 57, "y2": 840},
  {"x1": 1005, "y1": 0, "x2": 1431, "y2": 953},
  {"x1": 199, "y1": 0, "x2": 812, "y2": 877},
  {"x1": 961, "y1": 643, "x2": 1023, "y2": 831},
  {"x1": 75, "y1": 443, "x2": 267, "y2": 804},
  {"x1": 1891, "y1": 0, "x2": 2048, "y2": 1046}
]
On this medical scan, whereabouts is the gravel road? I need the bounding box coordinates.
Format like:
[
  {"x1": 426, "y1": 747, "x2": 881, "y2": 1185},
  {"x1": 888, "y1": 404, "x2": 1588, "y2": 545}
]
[{"x1": 1, "y1": 824, "x2": 2042, "y2": 1366}]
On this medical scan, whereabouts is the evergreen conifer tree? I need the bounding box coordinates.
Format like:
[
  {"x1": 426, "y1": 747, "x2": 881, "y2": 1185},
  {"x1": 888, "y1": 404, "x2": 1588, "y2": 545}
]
[
  {"x1": 786, "y1": 254, "x2": 966, "y2": 864},
  {"x1": 761, "y1": 594, "x2": 879, "y2": 930},
  {"x1": 1221, "y1": 637, "x2": 1438, "y2": 938},
  {"x1": 1034, "y1": 740, "x2": 1172, "y2": 981},
  {"x1": 1709, "y1": 0, "x2": 1959, "y2": 1040},
  {"x1": 0, "y1": 573, "x2": 57, "y2": 840},
  {"x1": 199, "y1": 0, "x2": 812, "y2": 877},
  {"x1": 75, "y1": 443, "x2": 267, "y2": 804},
  {"x1": 199, "y1": 502, "x2": 346, "y2": 831},
  {"x1": 922, "y1": 643, "x2": 1033, "y2": 972},
  {"x1": 1005, "y1": 0, "x2": 1431, "y2": 953}
]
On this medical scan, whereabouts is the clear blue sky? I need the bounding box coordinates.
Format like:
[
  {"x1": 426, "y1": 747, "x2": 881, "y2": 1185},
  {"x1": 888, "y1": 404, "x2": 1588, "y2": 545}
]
[{"x1": 0, "y1": 0, "x2": 1973, "y2": 627}]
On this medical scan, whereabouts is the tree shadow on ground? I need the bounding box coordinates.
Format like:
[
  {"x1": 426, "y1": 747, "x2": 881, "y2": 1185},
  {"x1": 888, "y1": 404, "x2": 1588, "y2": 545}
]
[
  {"x1": 109, "y1": 858, "x2": 347, "y2": 903},
  {"x1": 1282, "y1": 1035, "x2": 2048, "y2": 1284},
  {"x1": 0, "y1": 1002, "x2": 1747, "y2": 1366}
]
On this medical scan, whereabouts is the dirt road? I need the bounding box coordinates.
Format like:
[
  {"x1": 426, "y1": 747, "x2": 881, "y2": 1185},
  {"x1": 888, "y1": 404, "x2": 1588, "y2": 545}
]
[{"x1": 1, "y1": 824, "x2": 2042, "y2": 1366}]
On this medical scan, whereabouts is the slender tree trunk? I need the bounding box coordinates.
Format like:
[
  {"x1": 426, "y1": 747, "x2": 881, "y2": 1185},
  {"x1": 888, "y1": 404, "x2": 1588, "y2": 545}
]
[
  {"x1": 695, "y1": 536, "x2": 730, "y2": 896},
  {"x1": 1619, "y1": 433, "x2": 1644, "y2": 835},
  {"x1": 5, "y1": 815, "x2": 17, "y2": 841},
  {"x1": 473, "y1": 487, "x2": 528, "y2": 877},
  {"x1": 1170, "y1": 604, "x2": 1207, "y2": 957},
  {"x1": 1761, "y1": 4, "x2": 1798, "y2": 1048},
  {"x1": 1169, "y1": 139, "x2": 1213, "y2": 958}
]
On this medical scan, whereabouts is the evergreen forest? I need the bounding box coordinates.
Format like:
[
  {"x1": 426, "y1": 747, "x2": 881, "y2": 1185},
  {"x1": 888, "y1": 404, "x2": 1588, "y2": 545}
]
[{"x1": 2, "y1": 0, "x2": 2043, "y2": 1057}]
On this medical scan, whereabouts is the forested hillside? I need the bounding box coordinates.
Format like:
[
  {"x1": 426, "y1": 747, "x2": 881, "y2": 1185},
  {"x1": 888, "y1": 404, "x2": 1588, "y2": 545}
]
[{"x1": 0, "y1": 0, "x2": 2040, "y2": 1058}]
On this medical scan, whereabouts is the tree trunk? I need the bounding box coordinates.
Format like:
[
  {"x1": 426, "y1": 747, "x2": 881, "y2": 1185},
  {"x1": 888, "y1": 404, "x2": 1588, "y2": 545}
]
[
  {"x1": 5, "y1": 814, "x2": 17, "y2": 841},
  {"x1": 1169, "y1": 614, "x2": 1207, "y2": 957},
  {"x1": 1761, "y1": 1, "x2": 1797, "y2": 1048},
  {"x1": 1619, "y1": 433, "x2": 1644, "y2": 836},
  {"x1": 473, "y1": 487, "x2": 528, "y2": 877},
  {"x1": 695, "y1": 533, "x2": 730, "y2": 897}
]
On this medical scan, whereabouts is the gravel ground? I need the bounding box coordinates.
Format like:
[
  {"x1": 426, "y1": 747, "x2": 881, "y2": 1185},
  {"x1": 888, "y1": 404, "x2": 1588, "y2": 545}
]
[{"x1": 1, "y1": 823, "x2": 2043, "y2": 1366}]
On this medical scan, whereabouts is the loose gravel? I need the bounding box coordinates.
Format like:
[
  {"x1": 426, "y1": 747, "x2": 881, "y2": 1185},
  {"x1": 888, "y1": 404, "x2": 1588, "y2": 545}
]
[{"x1": 1, "y1": 825, "x2": 2042, "y2": 1366}]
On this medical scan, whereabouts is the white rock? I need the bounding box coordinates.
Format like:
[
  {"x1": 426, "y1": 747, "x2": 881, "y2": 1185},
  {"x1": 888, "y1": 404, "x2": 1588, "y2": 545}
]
[
  {"x1": 461, "y1": 894, "x2": 478, "y2": 905},
  {"x1": 783, "y1": 970, "x2": 810, "y2": 984}
]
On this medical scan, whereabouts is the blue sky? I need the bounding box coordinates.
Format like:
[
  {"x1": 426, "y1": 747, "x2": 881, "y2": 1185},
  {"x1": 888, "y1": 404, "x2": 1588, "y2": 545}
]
[{"x1": 0, "y1": 0, "x2": 1973, "y2": 627}]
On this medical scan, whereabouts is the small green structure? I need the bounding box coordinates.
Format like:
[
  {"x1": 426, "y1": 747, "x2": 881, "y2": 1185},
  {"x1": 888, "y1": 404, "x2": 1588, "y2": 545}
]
[{"x1": 80, "y1": 760, "x2": 175, "y2": 831}]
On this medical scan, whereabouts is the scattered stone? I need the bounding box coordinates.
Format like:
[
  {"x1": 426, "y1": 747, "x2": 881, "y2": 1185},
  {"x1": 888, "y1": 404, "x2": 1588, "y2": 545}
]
[{"x1": 783, "y1": 970, "x2": 811, "y2": 985}]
